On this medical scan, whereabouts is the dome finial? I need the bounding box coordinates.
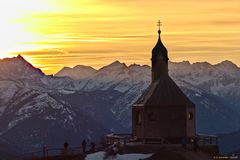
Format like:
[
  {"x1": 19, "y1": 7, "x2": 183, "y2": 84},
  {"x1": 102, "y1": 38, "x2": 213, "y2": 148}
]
[{"x1": 157, "y1": 20, "x2": 162, "y2": 34}]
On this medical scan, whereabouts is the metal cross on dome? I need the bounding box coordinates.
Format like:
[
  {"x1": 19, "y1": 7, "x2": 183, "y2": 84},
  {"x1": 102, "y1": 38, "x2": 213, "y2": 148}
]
[{"x1": 157, "y1": 20, "x2": 162, "y2": 30}]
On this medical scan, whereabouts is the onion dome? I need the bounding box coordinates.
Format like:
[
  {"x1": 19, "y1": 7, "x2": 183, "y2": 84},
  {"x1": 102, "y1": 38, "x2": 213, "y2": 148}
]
[{"x1": 152, "y1": 28, "x2": 169, "y2": 66}]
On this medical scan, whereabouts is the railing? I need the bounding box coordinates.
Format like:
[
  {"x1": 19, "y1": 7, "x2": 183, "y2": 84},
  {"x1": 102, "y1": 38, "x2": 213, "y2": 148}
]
[
  {"x1": 7, "y1": 143, "x2": 105, "y2": 160},
  {"x1": 46, "y1": 147, "x2": 81, "y2": 156},
  {"x1": 197, "y1": 134, "x2": 218, "y2": 146},
  {"x1": 7, "y1": 134, "x2": 218, "y2": 159},
  {"x1": 105, "y1": 133, "x2": 172, "y2": 145},
  {"x1": 105, "y1": 133, "x2": 132, "y2": 145},
  {"x1": 106, "y1": 133, "x2": 218, "y2": 146}
]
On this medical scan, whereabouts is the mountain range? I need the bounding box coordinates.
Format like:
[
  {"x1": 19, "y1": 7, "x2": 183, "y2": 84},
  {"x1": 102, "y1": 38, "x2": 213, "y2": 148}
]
[{"x1": 0, "y1": 55, "x2": 240, "y2": 157}]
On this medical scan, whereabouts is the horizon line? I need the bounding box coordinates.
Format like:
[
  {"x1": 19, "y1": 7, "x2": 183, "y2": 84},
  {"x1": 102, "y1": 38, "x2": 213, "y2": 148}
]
[{"x1": 0, "y1": 54, "x2": 239, "y2": 76}]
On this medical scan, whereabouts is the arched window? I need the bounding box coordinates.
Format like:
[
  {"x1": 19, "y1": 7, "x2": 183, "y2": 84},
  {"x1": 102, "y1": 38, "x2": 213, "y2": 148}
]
[{"x1": 188, "y1": 112, "x2": 193, "y2": 120}]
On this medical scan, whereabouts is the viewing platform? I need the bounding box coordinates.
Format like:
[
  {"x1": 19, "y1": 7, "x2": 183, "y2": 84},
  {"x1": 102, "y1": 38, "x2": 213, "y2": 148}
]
[
  {"x1": 105, "y1": 133, "x2": 219, "y2": 154},
  {"x1": 8, "y1": 133, "x2": 219, "y2": 160}
]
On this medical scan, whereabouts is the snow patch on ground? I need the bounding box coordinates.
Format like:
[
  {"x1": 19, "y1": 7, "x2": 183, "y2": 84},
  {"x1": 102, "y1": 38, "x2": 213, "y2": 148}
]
[
  {"x1": 59, "y1": 89, "x2": 76, "y2": 94},
  {"x1": 86, "y1": 151, "x2": 152, "y2": 160}
]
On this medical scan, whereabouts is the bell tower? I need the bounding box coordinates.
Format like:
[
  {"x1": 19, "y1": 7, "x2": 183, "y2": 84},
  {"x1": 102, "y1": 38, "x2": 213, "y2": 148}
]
[{"x1": 151, "y1": 20, "x2": 169, "y2": 82}]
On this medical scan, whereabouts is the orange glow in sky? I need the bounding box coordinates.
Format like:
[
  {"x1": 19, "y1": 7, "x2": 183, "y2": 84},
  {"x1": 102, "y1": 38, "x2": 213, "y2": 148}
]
[{"x1": 0, "y1": 0, "x2": 239, "y2": 74}]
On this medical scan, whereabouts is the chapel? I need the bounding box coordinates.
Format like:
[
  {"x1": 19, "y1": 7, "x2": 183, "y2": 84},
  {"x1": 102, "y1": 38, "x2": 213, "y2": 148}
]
[{"x1": 132, "y1": 21, "x2": 196, "y2": 143}]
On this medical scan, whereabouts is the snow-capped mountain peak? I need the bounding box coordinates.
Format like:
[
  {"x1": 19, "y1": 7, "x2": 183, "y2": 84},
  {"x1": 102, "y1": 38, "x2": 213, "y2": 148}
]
[
  {"x1": 216, "y1": 60, "x2": 238, "y2": 68},
  {"x1": 0, "y1": 55, "x2": 44, "y2": 80},
  {"x1": 214, "y1": 60, "x2": 240, "y2": 77},
  {"x1": 73, "y1": 65, "x2": 95, "y2": 70},
  {"x1": 99, "y1": 60, "x2": 127, "y2": 70},
  {"x1": 55, "y1": 65, "x2": 96, "y2": 80}
]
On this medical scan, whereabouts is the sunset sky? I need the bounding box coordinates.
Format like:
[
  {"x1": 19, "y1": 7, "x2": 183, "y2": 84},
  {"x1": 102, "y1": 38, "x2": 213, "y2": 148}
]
[{"x1": 0, "y1": 0, "x2": 239, "y2": 74}]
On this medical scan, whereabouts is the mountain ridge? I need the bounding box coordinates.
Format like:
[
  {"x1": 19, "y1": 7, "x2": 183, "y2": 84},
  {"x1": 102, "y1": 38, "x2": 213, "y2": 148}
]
[
  {"x1": 54, "y1": 59, "x2": 240, "y2": 80},
  {"x1": 0, "y1": 55, "x2": 240, "y2": 155}
]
